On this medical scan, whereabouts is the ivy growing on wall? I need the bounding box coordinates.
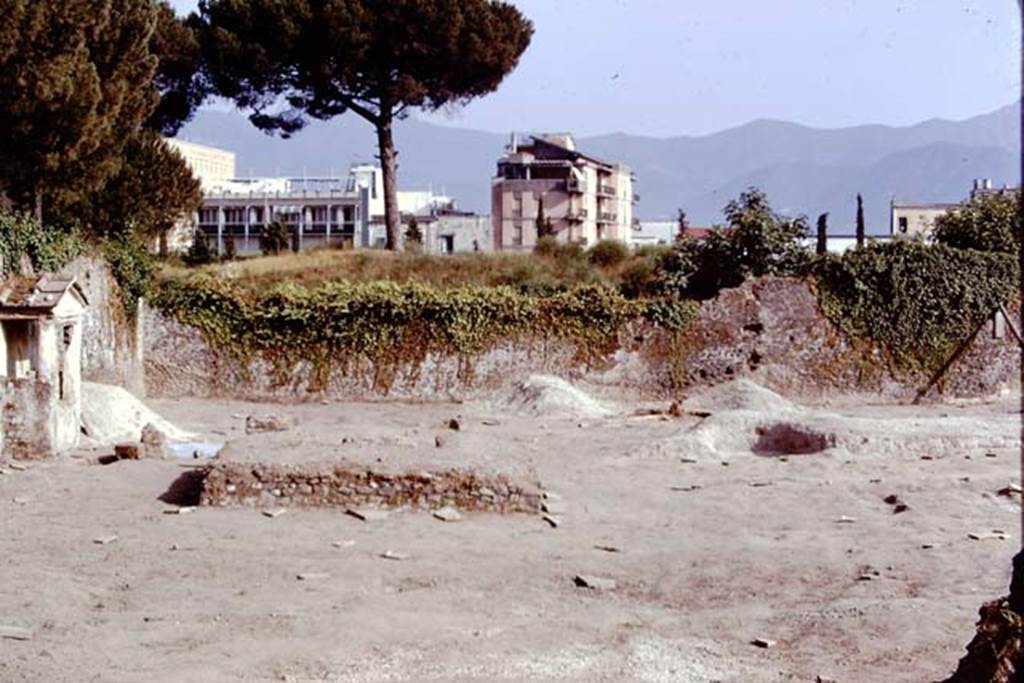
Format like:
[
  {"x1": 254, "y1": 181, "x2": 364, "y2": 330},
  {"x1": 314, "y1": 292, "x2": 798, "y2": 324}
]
[
  {"x1": 0, "y1": 210, "x2": 84, "y2": 277},
  {"x1": 813, "y1": 240, "x2": 1017, "y2": 372},
  {"x1": 152, "y1": 276, "x2": 700, "y2": 390}
]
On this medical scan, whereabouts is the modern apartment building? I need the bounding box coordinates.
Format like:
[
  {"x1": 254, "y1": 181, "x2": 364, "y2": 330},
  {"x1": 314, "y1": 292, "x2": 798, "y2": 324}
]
[
  {"x1": 491, "y1": 133, "x2": 636, "y2": 251},
  {"x1": 192, "y1": 162, "x2": 486, "y2": 254}
]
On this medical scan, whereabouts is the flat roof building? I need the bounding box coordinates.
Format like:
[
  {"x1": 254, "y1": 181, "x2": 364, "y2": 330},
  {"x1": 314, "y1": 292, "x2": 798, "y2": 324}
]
[{"x1": 491, "y1": 133, "x2": 636, "y2": 251}]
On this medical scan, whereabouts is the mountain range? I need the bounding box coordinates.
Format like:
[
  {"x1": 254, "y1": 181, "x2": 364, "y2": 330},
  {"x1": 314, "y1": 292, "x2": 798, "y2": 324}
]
[{"x1": 176, "y1": 102, "x2": 1021, "y2": 234}]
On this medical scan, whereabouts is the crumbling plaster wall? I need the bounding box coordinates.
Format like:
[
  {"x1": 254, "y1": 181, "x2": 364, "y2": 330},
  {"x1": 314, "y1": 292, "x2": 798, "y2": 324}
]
[{"x1": 143, "y1": 277, "x2": 1020, "y2": 403}]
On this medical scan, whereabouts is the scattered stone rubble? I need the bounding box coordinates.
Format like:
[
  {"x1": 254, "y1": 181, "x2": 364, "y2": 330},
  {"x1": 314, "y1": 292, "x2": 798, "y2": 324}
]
[
  {"x1": 244, "y1": 414, "x2": 294, "y2": 434},
  {"x1": 198, "y1": 462, "x2": 543, "y2": 514}
]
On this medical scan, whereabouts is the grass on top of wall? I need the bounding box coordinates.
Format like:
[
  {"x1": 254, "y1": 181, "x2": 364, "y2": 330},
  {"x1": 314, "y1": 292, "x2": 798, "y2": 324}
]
[{"x1": 160, "y1": 242, "x2": 670, "y2": 298}]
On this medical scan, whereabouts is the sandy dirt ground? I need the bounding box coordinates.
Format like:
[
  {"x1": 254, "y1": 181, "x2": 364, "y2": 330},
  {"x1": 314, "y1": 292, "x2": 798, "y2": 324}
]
[{"x1": 0, "y1": 383, "x2": 1021, "y2": 682}]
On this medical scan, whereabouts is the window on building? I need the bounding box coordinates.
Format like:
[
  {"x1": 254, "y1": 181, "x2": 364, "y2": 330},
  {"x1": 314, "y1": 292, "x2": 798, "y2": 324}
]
[
  {"x1": 513, "y1": 193, "x2": 523, "y2": 217},
  {"x1": 513, "y1": 222, "x2": 523, "y2": 246},
  {"x1": 898, "y1": 216, "x2": 908, "y2": 233}
]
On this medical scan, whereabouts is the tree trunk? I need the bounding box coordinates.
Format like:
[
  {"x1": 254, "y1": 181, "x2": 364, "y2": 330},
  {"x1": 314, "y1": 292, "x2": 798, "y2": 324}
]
[
  {"x1": 34, "y1": 188, "x2": 43, "y2": 224},
  {"x1": 376, "y1": 114, "x2": 401, "y2": 250}
]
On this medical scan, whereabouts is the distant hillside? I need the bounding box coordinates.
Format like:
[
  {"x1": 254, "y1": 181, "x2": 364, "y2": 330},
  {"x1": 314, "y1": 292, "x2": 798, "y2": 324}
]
[{"x1": 176, "y1": 102, "x2": 1020, "y2": 234}]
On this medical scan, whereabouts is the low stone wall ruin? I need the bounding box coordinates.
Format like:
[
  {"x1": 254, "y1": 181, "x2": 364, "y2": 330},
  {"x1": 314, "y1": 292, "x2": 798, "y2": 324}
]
[
  {"x1": 197, "y1": 462, "x2": 544, "y2": 514},
  {"x1": 143, "y1": 277, "x2": 1021, "y2": 403}
]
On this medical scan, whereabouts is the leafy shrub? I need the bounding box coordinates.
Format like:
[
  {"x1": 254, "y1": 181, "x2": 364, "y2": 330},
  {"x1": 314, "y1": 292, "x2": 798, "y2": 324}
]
[
  {"x1": 259, "y1": 220, "x2": 290, "y2": 256},
  {"x1": 814, "y1": 240, "x2": 1017, "y2": 371},
  {"x1": 0, "y1": 209, "x2": 84, "y2": 276},
  {"x1": 587, "y1": 239, "x2": 630, "y2": 268},
  {"x1": 656, "y1": 188, "x2": 810, "y2": 300},
  {"x1": 184, "y1": 228, "x2": 214, "y2": 266},
  {"x1": 102, "y1": 232, "x2": 155, "y2": 316},
  {"x1": 533, "y1": 235, "x2": 559, "y2": 258},
  {"x1": 933, "y1": 193, "x2": 1020, "y2": 254}
]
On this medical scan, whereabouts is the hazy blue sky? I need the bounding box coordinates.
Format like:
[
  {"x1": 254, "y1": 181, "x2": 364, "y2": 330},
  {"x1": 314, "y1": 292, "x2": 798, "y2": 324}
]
[{"x1": 169, "y1": 0, "x2": 1020, "y2": 137}]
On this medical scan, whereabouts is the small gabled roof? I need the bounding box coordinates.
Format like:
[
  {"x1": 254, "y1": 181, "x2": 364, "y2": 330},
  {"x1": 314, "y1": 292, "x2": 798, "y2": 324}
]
[{"x1": 0, "y1": 274, "x2": 88, "y2": 312}]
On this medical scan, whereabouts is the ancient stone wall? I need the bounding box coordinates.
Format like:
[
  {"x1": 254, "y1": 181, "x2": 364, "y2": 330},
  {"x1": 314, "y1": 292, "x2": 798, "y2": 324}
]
[
  {"x1": 144, "y1": 277, "x2": 1020, "y2": 402},
  {"x1": 64, "y1": 257, "x2": 145, "y2": 395},
  {"x1": 197, "y1": 462, "x2": 543, "y2": 513},
  {"x1": 1, "y1": 379, "x2": 54, "y2": 460}
]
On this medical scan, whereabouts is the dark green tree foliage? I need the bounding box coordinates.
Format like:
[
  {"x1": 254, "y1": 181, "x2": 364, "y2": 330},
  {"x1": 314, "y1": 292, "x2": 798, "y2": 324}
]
[
  {"x1": 675, "y1": 208, "x2": 688, "y2": 242},
  {"x1": 933, "y1": 192, "x2": 1021, "y2": 254},
  {"x1": 259, "y1": 220, "x2": 290, "y2": 256},
  {"x1": 223, "y1": 233, "x2": 237, "y2": 261},
  {"x1": 103, "y1": 230, "x2": 156, "y2": 314},
  {"x1": 147, "y1": 2, "x2": 208, "y2": 135},
  {"x1": 0, "y1": 0, "x2": 159, "y2": 216},
  {"x1": 855, "y1": 193, "x2": 865, "y2": 247},
  {"x1": 185, "y1": 228, "x2": 214, "y2": 265},
  {"x1": 63, "y1": 130, "x2": 201, "y2": 242},
  {"x1": 197, "y1": 0, "x2": 533, "y2": 250},
  {"x1": 724, "y1": 187, "x2": 809, "y2": 277},
  {"x1": 658, "y1": 188, "x2": 809, "y2": 299},
  {"x1": 405, "y1": 217, "x2": 423, "y2": 246},
  {"x1": 815, "y1": 240, "x2": 1017, "y2": 371},
  {"x1": 290, "y1": 224, "x2": 300, "y2": 253},
  {"x1": 816, "y1": 213, "x2": 829, "y2": 255},
  {"x1": 535, "y1": 198, "x2": 554, "y2": 239}
]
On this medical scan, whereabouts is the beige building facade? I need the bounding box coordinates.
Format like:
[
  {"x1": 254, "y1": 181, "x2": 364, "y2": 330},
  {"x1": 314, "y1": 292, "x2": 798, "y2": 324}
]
[
  {"x1": 491, "y1": 134, "x2": 635, "y2": 251},
  {"x1": 165, "y1": 139, "x2": 237, "y2": 189}
]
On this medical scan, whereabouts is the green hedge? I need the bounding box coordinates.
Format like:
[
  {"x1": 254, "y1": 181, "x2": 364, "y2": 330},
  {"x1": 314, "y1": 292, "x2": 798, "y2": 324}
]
[
  {"x1": 152, "y1": 277, "x2": 699, "y2": 389},
  {"x1": 814, "y1": 240, "x2": 1017, "y2": 372}
]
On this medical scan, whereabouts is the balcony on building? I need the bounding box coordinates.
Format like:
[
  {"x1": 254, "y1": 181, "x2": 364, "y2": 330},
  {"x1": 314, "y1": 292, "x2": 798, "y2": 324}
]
[
  {"x1": 597, "y1": 211, "x2": 617, "y2": 223},
  {"x1": 566, "y1": 208, "x2": 588, "y2": 222},
  {"x1": 597, "y1": 184, "x2": 616, "y2": 198}
]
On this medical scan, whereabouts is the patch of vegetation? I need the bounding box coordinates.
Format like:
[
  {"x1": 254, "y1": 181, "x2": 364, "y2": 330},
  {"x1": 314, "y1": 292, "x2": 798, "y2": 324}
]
[
  {"x1": 152, "y1": 275, "x2": 699, "y2": 391},
  {"x1": 0, "y1": 209, "x2": 85, "y2": 276},
  {"x1": 813, "y1": 240, "x2": 1017, "y2": 372},
  {"x1": 102, "y1": 231, "x2": 156, "y2": 318},
  {"x1": 933, "y1": 192, "x2": 1020, "y2": 254}
]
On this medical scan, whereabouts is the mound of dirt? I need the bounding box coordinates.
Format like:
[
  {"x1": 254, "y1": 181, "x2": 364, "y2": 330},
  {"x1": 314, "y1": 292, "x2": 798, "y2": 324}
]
[
  {"x1": 81, "y1": 382, "x2": 194, "y2": 445},
  {"x1": 638, "y1": 380, "x2": 1018, "y2": 460},
  {"x1": 502, "y1": 375, "x2": 615, "y2": 420},
  {"x1": 683, "y1": 379, "x2": 798, "y2": 414}
]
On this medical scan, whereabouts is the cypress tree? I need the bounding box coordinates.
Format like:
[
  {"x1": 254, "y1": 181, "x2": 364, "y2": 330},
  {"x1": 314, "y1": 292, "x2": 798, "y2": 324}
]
[
  {"x1": 816, "y1": 213, "x2": 829, "y2": 255},
  {"x1": 856, "y1": 194, "x2": 865, "y2": 247}
]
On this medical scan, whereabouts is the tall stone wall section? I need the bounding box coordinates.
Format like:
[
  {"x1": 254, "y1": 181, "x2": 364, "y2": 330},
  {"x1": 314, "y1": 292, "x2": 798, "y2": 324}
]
[
  {"x1": 143, "y1": 277, "x2": 1020, "y2": 403},
  {"x1": 64, "y1": 257, "x2": 145, "y2": 395}
]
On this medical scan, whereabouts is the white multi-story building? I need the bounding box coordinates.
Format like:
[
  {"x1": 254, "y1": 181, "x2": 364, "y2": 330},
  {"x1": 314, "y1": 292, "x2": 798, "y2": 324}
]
[
  {"x1": 190, "y1": 160, "x2": 488, "y2": 255},
  {"x1": 491, "y1": 133, "x2": 636, "y2": 251}
]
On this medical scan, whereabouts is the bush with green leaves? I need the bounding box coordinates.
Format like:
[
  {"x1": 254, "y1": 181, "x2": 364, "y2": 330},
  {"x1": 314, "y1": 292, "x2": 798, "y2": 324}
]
[
  {"x1": 933, "y1": 192, "x2": 1020, "y2": 254},
  {"x1": 102, "y1": 231, "x2": 155, "y2": 316},
  {"x1": 259, "y1": 220, "x2": 290, "y2": 256},
  {"x1": 587, "y1": 239, "x2": 630, "y2": 268},
  {"x1": 184, "y1": 228, "x2": 215, "y2": 266},
  {"x1": 814, "y1": 239, "x2": 1017, "y2": 372},
  {"x1": 0, "y1": 209, "x2": 84, "y2": 276},
  {"x1": 657, "y1": 187, "x2": 810, "y2": 299},
  {"x1": 152, "y1": 277, "x2": 699, "y2": 390}
]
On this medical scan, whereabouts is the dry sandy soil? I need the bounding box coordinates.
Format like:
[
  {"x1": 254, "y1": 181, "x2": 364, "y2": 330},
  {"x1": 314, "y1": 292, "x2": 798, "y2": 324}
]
[{"x1": 1, "y1": 380, "x2": 1021, "y2": 682}]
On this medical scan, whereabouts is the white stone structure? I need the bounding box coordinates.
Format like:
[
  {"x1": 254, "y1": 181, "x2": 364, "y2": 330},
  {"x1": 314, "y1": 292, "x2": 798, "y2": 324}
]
[{"x1": 0, "y1": 275, "x2": 88, "y2": 457}]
